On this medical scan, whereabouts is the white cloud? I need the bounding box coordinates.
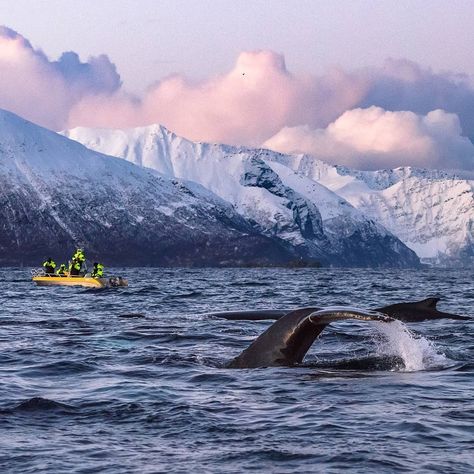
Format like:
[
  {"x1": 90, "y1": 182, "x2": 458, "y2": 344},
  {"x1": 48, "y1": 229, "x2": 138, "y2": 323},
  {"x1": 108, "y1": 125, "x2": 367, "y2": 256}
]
[{"x1": 263, "y1": 107, "x2": 474, "y2": 170}]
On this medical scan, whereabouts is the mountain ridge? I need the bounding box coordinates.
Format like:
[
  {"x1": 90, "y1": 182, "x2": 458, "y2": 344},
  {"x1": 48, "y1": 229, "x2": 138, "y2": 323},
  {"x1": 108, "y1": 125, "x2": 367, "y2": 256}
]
[
  {"x1": 0, "y1": 109, "x2": 302, "y2": 266},
  {"x1": 65, "y1": 121, "x2": 473, "y2": 266},
  {"x1": 63, "y1": 122, "x2": 420, "y2": 267},
  {"x1": 269, "y1": 153, "x2": 474, "y2": 265}
]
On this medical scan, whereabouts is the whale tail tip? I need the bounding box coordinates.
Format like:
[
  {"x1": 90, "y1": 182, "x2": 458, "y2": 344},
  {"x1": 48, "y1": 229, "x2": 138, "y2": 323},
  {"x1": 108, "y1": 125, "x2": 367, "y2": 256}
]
[{"x1": 417, "y1": 297, "x2": 440, "y2": 309}]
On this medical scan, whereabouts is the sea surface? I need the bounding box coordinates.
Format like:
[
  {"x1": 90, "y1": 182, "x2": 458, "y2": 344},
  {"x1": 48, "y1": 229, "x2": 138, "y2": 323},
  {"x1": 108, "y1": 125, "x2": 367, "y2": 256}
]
[{"x1": 0, "y1": 267, "x2": 472, "y2": 473}]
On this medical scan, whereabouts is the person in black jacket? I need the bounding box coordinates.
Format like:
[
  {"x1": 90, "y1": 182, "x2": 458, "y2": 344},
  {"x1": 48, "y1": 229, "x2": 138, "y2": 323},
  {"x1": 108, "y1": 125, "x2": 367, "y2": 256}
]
[{"x1": 42, "y1": 257, "x2": 56, "y2": 275}]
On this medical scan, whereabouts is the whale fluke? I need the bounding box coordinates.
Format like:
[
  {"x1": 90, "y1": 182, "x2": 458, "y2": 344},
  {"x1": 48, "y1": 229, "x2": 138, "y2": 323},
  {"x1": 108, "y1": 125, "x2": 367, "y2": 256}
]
[
  {"x1": 420, "y1": 297, "x2": 440, "y2": 309},
  {"x1": 227, "y1": 307, "x2": 393, "y2": 368},
  {"x1": 210, "y1": 297, "x2": 470, "y2": 323},
  {"x1": 375, "y1": 298, "x2": 470, "y2": 322}
]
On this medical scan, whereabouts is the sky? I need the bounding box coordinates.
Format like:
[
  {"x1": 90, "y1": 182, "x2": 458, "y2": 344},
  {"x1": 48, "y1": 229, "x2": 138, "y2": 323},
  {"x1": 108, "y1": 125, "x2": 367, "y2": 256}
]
[{"x1": 1, "y1": 0, "x2": 474, "y2": 170}]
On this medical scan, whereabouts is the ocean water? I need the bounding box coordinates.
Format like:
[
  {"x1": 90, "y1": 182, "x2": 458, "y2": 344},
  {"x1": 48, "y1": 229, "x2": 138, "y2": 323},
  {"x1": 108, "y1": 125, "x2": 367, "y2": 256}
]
[{"x1": 0, "y1": 267, "x2": 472, "y2": 473}]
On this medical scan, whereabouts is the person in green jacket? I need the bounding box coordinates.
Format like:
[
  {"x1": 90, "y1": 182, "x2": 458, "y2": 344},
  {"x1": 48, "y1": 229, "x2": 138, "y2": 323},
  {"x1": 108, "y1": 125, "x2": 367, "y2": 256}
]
[
  {"x1": 70, "y1": 248, "x2": 86, "y2": 276},
  {"x1": 91, "y1": 262, "x2": 104, "y2": 278},
  {"x1": 42, "y1": 257, "x2": 56, "y2": 275},
  {"x1": 56, "y1": 264, "x2": 67, "y2": 276},
  {"x1": 69, "y1": 259, "x2": 81, "y2": 276},
  {"x1": 73, "y1": 248, "x2": 85, "y2": 263}
]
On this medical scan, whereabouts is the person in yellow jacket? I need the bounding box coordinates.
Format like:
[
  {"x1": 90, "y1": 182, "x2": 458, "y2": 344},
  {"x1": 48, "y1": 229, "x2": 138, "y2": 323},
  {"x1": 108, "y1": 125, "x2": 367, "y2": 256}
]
[
  {"x1": 73, "y1": 248, "x2": 85, "y2": 261},
  {"x1": 56, "y1": 264, "x2": 67, "y2": 276},
  {"x1": 69, "y1": 259, "x2": 81, "y2": 276},
  {"x1": 42, "y1": 257, "x2": 56, "y2": 275},
  {"x1": 73, "y1": 248, "x2": 85, "y2": 266},
  {"x1": 91, "y1": 262, "x2": 104, "y2": 278},
  {"x1": 70, "y1": 248, "x2": 86, "y2": 276}
]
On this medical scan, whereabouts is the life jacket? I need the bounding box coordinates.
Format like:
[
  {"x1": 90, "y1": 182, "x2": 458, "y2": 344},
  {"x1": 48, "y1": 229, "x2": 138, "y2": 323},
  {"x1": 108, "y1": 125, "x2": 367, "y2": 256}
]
[
  {"x1": 73, "y1": 251, "x2": 85, "y2": 263},
  {"x1": 57, "y1": 264, "x2": 67, "y2": 275},
  {"x1": 91, "y1": 263, "x2": 104, "y2": 278},
  {"x1": 43, "y1": 260, "x2": 56, "y2": 269}
]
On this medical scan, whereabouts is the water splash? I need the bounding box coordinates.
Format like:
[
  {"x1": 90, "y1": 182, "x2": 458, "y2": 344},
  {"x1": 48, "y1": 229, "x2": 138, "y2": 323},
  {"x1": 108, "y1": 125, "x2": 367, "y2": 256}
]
[{"x1": 371, "y1": 320, "x2": 448, "y2": 371}]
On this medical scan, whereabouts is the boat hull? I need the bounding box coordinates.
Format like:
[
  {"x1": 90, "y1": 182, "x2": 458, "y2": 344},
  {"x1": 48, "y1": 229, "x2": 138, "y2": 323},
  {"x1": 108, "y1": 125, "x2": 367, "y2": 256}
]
[{"x1": 32, "y1": 276, "x2": 126, "y2": 288}]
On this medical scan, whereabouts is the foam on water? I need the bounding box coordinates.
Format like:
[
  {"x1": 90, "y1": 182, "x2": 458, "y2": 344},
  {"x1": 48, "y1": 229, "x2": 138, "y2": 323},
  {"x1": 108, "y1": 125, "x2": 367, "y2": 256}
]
[{"x1": 371, "y1": 320, "x2": 449, "y2": 371}]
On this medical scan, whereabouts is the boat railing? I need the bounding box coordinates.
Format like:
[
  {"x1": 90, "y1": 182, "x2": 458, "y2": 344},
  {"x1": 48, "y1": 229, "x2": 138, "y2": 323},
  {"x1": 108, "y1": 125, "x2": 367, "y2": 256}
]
[
  {"x1": 31, "y1": 268, "x2": 92, "y2": 278},
  {"x1": 31, "y1": 268, "x2": 46, "y2": 277}
]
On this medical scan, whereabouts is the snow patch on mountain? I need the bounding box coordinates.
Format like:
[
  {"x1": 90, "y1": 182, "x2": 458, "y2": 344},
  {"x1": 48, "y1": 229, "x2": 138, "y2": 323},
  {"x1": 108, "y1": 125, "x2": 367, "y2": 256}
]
[
  {"x1": 0, "y1": 109, "x2": 297, "y2": 266},
  {"x1": 65, "y1": 124, "x2": 420, "y2": 267},
  {"x1": 265, "y1": 153, "x2": 474, "y2": 264}
]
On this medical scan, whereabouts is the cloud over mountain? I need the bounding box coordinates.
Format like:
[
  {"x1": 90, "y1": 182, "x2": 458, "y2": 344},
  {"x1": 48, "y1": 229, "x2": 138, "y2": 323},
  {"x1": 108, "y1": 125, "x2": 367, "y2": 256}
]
[
  {"x1": 263, "y1": 107, "x2": 474, "y2": 170},
  {"x1": 0, "y1": 26, "x2": 120, "y2": 129},
  {"x1": 68, "y1": 50, "x2": 368, "y2": 146},
  {"x1": 1, "y1": 25, "x2": 474, "y2": 170},
  {"x1": 360, "y1": 58, "x2": 474, "y2": 141}
]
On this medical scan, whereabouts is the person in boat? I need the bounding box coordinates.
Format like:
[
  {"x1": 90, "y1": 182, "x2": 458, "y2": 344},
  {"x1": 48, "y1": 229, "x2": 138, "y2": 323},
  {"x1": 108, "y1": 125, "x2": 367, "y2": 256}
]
[
  {"x1": 73, "y1": 248, "x2": 86, "y2": 266},
  {"x1": 42, "y1": 257, "x2": 56, "y2": 275},
  {"x1": 70, "y1": 248, "x2": 86, "y2": 276},
  {"x1": 56, "y1": 264, "x2": 67, "y2": 276},
  {"x1": 69, "y1": 259, "x2": 81, "y2": 276},
  {"x1": 91, "y1": 262, "x2": 104, "y2": 278}
]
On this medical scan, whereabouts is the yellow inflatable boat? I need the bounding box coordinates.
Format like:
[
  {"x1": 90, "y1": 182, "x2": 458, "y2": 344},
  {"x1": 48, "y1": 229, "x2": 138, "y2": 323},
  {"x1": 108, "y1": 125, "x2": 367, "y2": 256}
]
[{"x1": 32, "y1": 273, "x2": 128, "y2": 288}]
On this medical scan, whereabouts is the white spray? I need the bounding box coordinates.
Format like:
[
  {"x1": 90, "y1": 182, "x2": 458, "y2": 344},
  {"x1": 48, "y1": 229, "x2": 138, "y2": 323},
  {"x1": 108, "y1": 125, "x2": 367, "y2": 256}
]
[{"x1": 371, "y1": 320, "x2": 448, "y2": 371}]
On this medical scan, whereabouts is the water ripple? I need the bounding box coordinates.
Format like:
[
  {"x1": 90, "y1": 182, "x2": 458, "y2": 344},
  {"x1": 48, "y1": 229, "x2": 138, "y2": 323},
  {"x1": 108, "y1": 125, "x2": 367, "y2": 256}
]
[{"x1": 0, "y1": 267, "x2": 473, "y2": 473}]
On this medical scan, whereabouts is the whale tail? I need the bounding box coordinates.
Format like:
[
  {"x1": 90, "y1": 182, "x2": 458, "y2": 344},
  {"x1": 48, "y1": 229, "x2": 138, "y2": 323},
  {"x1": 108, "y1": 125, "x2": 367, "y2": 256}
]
[
  {"x1": 227, "y1": 307, "x2": 393, "y2": 368},
  {"x1": 417, "y1": 297, "x2": 440, "y2": 309},
  {"x1": 376, "y1": 297, "x2": 471, "y2": 322},
  {"x1": 211, "y1": 297, "x2": 470, "y2": 323}
]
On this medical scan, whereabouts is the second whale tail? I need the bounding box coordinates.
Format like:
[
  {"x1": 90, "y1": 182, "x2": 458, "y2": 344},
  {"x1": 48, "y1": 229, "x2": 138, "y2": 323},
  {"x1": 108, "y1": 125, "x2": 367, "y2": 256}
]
[{"x1": 210, "y1": 297, "x2": 471, "y2": 323}]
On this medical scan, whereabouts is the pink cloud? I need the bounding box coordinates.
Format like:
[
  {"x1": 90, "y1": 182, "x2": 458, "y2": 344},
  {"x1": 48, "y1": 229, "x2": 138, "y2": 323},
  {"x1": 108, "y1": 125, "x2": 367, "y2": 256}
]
[
  {"x1": 0, "y1": 26, "x2": 120, "y2": 130},
  {"x1": 69, "y1": 50, "x2": 369, "y2": 146},
  {"x1": 2, "y1": 26, "x2": 474, "y2": 170},
  {"x1": 263, "y1": 107, "x2": 474, "y2": 170}
]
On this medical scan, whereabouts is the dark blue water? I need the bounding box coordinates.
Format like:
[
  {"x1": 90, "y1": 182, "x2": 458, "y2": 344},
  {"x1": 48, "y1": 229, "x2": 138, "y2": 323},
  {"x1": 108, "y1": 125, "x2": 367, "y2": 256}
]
[{"x1": 0, "y1": 267, "x2": 472, "y2": 473}]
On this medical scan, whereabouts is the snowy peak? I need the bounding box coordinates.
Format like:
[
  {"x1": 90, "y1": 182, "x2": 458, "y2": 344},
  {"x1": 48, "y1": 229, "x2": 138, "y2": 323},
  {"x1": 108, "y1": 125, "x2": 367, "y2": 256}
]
[
  {"x1": 0, "y1": 108, "x2": 300, "y2": 266},
  {"x1": 64, "y1": 123, "x2": 178, "y2": 169},
  {"x1": 333, "y1": 165, "x2": 474, "y2": 190},
  {"x1": 64, "y1": 122, "x2": 420, "y2": 267},
  {"x1": 267, "y1": 152, "x2": 474, "y2": 190},
  {"x1": 65, "y1": 120, "x2": 474, "y2": 266},
  {"x1": 346, "y1": 176, "x2": 474, "y2": 263},
  {"x1": 266, "y1": 152, "x2": 474, "y2": 264},
  {"x1": 0, "y1": 107, "x2": 151, "y2": 182}
]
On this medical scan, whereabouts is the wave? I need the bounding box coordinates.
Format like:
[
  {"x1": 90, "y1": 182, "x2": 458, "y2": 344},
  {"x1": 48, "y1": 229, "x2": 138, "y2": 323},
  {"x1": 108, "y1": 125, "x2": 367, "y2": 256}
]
[
  {"x1": 117, "y1": 313, "x2": 146, "y2": 319},
  {"x1": 20, "y1": 360, "x2": 97, "y2": 376},
  {"x1": 229, "y1": 281, "x2": 270, "y2": 287},
  {"x1": 307, "y1": 355, "x2": 405, "y2": 372},
  {"x1": 10, "y1": 397, "x2": 74, "y2": 413},
  {"x1": 163, "y1": 291, "x2": 204, "y2": 300}
]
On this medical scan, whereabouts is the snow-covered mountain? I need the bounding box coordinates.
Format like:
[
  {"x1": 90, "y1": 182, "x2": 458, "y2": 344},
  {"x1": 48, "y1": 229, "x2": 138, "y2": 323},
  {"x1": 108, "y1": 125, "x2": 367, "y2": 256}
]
[
  {"x1": 64, "y1": 124, "x2": 419, "y2": 267},
  {"x1": 0, "y1": 109, "x2": 301, "y2": 266},
  {"x1": 266, "y1": 154, "x2": 474, "y2": 265}
]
